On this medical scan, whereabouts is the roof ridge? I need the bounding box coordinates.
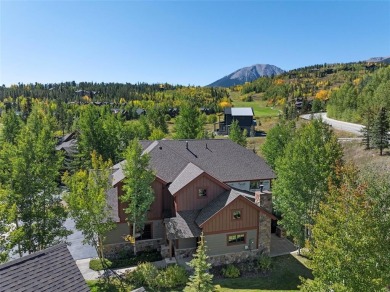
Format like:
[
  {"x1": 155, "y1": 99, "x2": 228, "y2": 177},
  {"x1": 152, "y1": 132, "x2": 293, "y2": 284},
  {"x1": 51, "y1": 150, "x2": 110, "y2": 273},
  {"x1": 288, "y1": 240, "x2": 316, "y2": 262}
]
[{"x1": 159, "y1": 140, "x2": 206, "y2": 179}]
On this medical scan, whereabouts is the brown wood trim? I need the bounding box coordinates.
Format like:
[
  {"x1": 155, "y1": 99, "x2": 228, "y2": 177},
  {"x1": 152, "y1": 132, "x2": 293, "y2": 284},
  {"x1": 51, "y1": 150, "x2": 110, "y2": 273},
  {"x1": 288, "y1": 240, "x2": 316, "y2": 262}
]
[
  {"x1": 202, "y1": 172, "x2": 231, "y2": 191},
  {"x1": 204, "y1": 226, "x2": 258, "y2": 236},
  {"x1": 200, "y1": 195, "x2": 276, "y2": 228},
  {"x1": 224, "y1": 178, "x2": 274, "y2": 183},
  {"x1": 226, "y1": 232, "x2": 247, "y2": 246},
  {"x1": 174, "y1": 172, "x2": 231, "y2": 198}
]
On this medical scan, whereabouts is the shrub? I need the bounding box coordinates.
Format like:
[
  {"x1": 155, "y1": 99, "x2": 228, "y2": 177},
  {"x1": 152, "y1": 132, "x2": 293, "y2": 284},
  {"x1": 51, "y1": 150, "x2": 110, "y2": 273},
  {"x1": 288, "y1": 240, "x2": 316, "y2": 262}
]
[
  {"x1": 89, "y1": 258, "x2": 112, "y2": 271},
  {"x1": 257, "y1": 253, "x2": 272, "y2": 272},
  {"x1": 90, "y1": 250, "x2": 162, "y2": 271},
  {"x1": 126, "y1": 262, "x2": 158, "y2": 288},
  {"x1": 155, "y1": 264, "x2": 188, "y2": 288},
  {"x1": 221, "y1": 264, "x2": 240, "y2": 278}
]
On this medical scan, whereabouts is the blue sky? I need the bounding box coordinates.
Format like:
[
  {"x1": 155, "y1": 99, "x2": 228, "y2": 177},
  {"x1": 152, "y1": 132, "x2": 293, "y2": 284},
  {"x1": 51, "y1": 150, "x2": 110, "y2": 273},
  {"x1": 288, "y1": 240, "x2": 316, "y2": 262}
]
[{"x1": 1, "y1": 1, "x2": 389, "y2": 86}]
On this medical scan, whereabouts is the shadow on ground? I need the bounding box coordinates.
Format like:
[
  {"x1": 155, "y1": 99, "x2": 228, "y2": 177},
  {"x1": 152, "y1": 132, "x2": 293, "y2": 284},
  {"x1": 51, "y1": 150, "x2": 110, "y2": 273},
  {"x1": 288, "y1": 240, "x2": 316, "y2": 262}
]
[{"x1": 214, "y1": 254, "x2": 313, "y2": 291}]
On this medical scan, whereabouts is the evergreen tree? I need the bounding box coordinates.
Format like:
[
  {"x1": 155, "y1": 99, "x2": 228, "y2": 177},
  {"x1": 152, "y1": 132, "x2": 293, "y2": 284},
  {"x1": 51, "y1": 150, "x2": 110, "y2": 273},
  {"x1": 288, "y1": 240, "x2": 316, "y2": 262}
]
[
  {"x1": 121, "y1": 139, "x2": 155, "y2": 254},
  {"x1": 63, "y1": 151, "x2": 116, "y2": 262},
  {"x1": 185, "y1": 233, "x2": 214, "y2": 292},
  {"x1": 372, "y1": 107, "x2": 390, "y2": 155},
  {"x1": 228, "y1": 120, "x2": 247, "y2": 147},
  {"x1": 174, "y1": 102, "x2": 205, "y2": 139},
  {"x1": 273, "y1": 119, "x2": 343, "y2": 249}
]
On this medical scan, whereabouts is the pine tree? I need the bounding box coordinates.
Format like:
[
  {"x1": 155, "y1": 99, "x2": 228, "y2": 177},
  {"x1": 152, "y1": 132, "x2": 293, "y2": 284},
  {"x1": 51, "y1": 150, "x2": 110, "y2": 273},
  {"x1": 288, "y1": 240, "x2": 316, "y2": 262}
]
[
  {"x1": 121, "y1": 139, "x2": 155, "y2": 254},
  {"x1": 185, "y1": 233, "x2": 214, "y2": 292},
  {"x1": 372, "y1": 107, "x2": 390, "y2": 155},
  {"x1": 228, "y1": 120, "x2": 247, "y2": 147}
]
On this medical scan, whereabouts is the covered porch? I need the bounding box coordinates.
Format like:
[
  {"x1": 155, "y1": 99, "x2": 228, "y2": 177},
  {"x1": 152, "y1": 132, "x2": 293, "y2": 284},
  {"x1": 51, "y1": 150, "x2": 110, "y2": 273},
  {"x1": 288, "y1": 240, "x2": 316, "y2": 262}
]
[{"x1": 162, "y1": 210, "x2": 201, "y2": 259}]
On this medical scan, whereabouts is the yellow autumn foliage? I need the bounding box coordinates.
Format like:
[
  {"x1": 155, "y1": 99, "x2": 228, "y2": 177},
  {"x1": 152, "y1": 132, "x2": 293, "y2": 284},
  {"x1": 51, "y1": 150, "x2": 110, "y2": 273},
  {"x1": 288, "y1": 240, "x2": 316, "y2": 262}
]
[
  {"x1": 219, "y1": 101, "x2": 232, "y2": 108},
  {"x1": 274, "y1": 79, "x2": 285, "y2": 85},
  {"x1": 315, "y1": 90, "x2": 329, "y2": 101}
]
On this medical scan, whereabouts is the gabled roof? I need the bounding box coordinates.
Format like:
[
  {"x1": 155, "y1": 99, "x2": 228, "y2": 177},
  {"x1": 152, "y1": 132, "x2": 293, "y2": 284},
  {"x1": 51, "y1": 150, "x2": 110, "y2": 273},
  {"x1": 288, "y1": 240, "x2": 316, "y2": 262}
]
[
  {"x1": 195, "y1": 189, "x2": 276, "y2": 227},
  {"x1": 164, "y1": 210, "x2": 202, "y2": 240},
  {"x1": 168, "y1": 163, "x2": 204, "y2": 195},
  {"x1": 111, "y1": 139, "x2": 275, "y2": 186},
  {"x1": 0, "y1": 243, "x2": 89, "y2": 292}
]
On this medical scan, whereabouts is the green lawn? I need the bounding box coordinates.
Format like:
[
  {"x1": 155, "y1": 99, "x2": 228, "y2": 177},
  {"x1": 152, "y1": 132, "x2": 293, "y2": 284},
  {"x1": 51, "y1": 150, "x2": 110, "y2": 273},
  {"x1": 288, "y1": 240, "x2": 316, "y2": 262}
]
[
  {"x1": 229, "y1": 91, "x2": 280, "y2": 118},
  {"x1": 214, "y1": 255, "x2": 313, "y2": 292},
  {"x1": 232, "y1": 100, "x2": 280, "y2": 118}
]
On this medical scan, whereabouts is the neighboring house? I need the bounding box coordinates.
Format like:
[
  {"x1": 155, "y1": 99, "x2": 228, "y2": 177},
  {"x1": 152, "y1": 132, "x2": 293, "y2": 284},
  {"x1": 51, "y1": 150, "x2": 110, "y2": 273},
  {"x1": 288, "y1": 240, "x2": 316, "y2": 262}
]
[
  {"x1": 218, "y1": 107, "x2": 256, "y2": 136},
  {"x1": 56, "y1": 132, "x2": 78, "y2": 173},
  {"x1": 105, "y1": 139, "x2": 276, "y2": 265},
  {"x1": 0, "y1": 243, "x2": 89, "y2": 292}
]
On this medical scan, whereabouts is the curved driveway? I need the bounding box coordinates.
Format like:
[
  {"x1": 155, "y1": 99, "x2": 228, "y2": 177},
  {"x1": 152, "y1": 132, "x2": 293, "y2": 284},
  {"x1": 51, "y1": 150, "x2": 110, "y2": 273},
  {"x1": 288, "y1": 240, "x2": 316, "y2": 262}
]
[{"x1": 300, "y1": 113, "x2": 364, "y2": 135}]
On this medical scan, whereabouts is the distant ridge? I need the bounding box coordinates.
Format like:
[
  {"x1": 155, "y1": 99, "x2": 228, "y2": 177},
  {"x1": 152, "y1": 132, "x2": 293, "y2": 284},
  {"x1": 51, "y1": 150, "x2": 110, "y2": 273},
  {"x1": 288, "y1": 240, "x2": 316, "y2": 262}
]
[
  {"x1": 366, "y1": 56, "x2": 390, "y2": 64},
  {"x1": 208, "y1": 64, "x2": 285, "y2": 87}
]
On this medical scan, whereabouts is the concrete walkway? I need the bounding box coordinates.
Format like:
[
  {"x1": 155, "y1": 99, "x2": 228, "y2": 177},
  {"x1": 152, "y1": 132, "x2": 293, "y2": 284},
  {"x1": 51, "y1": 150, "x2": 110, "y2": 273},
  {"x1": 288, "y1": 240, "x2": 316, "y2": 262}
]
[
  {"x1": 76, "y1": 258, "x2": 167, "y2": 280},
  {"x1": 270, "y1": 234, "x2": 297, "y2": 257}
]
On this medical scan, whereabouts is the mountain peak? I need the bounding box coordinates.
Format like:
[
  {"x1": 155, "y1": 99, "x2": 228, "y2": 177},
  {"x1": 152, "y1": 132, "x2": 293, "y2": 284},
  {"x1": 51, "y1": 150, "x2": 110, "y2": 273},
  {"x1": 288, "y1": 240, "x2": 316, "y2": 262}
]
[{"x1": 208, "y1": 64, "x2": 285, "y2": 87}]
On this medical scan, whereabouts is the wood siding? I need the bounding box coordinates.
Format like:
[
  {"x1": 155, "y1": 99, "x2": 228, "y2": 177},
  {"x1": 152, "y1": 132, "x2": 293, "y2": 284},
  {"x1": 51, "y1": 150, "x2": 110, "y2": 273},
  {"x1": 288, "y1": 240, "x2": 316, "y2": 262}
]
[
  {"x1": 205, "y1": 229, "x2": 257, "y2": 256},
  {"x1": 175, "y1": 174, "x2": 228, "y2": 212},
  {"x1": 149, "y1": 179, "x2": 163, "y2": 220},
  {"x1": 117, "y1": 178, "x2": 164, "y2": 223},
  {"x1": 202, "y1": 197, "x2": 259, "y2": 234},
  {"x1": 117, "y1": 182, "x2": 127, "y2": 223}
]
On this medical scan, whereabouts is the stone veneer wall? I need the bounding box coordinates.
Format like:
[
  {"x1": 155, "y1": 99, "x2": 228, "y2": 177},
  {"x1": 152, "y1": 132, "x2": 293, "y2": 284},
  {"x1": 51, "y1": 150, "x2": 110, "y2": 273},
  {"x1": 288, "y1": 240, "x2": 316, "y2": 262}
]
[
  {"x1": 255, "y1": 190, "x2": 273, "y2": 254},
  {"x1": 103, "y1": 238, "x2": 164, "y2": 260},
  {"x1": 208, "y1": 248, "x2": 265, "y2": 266},
  {"x1": 174, "y1": 247, "x2": 197, "y2": 259}
]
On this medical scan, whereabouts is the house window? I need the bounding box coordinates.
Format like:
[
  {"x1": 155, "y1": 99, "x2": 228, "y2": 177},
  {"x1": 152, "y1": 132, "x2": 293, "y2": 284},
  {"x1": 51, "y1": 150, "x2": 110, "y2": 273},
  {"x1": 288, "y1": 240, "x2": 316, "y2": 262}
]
[
  {"x1": 250, "y1": 181, "x2": 260, "y2": 189},
  {"x1": 227, "y1": 233, "x2": 246, "y2": 245},
  {"x1": 198, "y1": 188, "x2": 207, "y2": 197},
  {"x1": 140, "y1": 223, "x2": 152, "y2": 240},
  {"x1": 232, "y1": 210, "x2": 241, "y2": 220}
]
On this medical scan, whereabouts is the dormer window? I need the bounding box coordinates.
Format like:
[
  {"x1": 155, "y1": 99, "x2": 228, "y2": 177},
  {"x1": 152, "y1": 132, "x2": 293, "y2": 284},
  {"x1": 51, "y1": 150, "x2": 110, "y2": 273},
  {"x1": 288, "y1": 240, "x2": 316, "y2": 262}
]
[
  {"x1": 198, "y1": 188, "x2": 207, "y2": 197},
  {"x1": 232, "y1": 210, "x2": 241, "y2": 220}
]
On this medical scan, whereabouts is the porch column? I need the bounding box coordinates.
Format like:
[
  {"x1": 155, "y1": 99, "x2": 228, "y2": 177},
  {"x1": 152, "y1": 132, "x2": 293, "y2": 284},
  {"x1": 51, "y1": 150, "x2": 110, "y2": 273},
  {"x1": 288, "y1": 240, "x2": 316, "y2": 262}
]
[{"x1": 169, "y1": 239, "x2": 173, "y2": 260}]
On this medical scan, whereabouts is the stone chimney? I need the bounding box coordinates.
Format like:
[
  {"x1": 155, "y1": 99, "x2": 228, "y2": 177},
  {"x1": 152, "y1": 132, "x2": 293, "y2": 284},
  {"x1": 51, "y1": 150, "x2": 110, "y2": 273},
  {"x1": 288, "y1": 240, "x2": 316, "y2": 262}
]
[{"x1": 255, "y1": 190, "x2": 273, "y2": 254}]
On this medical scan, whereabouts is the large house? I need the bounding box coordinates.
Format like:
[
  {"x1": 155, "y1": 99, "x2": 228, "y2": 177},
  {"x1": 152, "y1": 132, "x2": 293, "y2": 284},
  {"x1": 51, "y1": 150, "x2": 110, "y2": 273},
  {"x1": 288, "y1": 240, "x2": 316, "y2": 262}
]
[{"x1": 105, "y1": 139, "x2": 276, "y2": 265}]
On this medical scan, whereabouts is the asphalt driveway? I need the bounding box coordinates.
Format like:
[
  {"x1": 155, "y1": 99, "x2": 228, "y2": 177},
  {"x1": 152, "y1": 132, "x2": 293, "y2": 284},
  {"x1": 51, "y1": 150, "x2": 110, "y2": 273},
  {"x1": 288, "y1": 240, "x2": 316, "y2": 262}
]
[{"x1": 64, "y1": 218, "x2": 97, "y2": 260}]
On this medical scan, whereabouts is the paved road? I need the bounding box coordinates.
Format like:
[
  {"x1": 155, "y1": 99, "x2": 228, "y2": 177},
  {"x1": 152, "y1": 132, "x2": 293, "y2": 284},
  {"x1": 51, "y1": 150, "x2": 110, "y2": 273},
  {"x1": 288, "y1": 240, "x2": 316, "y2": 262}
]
[
  {"x1": 300, "y1": 113, "x2": 364, "y2": 135},
  {"x1": 64, "y1": 218, "x2": 97, "y2": 260}
]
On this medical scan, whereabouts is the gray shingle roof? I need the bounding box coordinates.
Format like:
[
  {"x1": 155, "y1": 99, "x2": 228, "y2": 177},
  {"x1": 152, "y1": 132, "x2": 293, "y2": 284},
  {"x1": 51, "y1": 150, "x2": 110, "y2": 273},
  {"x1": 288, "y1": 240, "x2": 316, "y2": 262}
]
[
  {"x1": 111, "y1": 139, "x2": 275, "y2": 186},
  {"x1": 168, "y1": 163, "x2": 204, "y2": 195},
  {"x1": 0, "y1": 243, "x2": 89, "y2": 292},
  {"x1": 164, "y1": 210, "x2": 202, "y2": 240},
  {"x1": 152, "y1": 139, "x2": 275, "y2": 183}
]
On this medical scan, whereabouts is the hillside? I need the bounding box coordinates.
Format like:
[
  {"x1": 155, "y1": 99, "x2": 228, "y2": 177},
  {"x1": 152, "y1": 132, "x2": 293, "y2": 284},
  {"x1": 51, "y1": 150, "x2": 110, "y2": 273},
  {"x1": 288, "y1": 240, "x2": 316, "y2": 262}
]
[{"x1": 208, "y1": 64, "x2": 285, "y2": 87}]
